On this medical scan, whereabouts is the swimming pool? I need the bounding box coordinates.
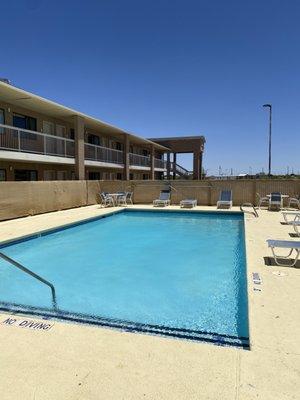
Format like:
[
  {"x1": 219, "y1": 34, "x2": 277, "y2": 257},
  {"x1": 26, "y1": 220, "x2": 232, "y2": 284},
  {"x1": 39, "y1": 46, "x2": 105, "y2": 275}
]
[{"x1": 0, "y1": 210, "x2": 249, "y2": 348}]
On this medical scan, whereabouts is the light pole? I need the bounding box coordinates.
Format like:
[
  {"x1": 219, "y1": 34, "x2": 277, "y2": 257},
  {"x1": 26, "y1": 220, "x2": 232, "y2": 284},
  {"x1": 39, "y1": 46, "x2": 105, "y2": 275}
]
[{"x1": 263, "y1": 104, "x2": 272, "y2": 176}]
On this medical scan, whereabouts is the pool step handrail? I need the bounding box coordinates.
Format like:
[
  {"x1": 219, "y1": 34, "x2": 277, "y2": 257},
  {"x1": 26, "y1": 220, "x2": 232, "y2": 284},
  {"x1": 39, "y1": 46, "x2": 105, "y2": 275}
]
[
  {"x1": 0, "y1": 252, "x2": 57, "y2": 309},
  {"x1": 240, "y1": 203, "x2": 259, "y2": 218}
]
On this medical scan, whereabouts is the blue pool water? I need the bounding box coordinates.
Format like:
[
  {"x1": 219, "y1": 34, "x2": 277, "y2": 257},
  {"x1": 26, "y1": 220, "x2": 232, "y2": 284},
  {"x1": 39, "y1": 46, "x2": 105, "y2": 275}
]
[{"x1": 0, "y1": 210, "x2": 249, "y2": 347}]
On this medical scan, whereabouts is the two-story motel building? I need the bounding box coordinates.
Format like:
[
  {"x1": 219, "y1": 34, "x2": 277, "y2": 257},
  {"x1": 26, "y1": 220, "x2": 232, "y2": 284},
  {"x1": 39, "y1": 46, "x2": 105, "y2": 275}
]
[{"x1": 0, "y1": 80, "x2": 205, "y2": 181}]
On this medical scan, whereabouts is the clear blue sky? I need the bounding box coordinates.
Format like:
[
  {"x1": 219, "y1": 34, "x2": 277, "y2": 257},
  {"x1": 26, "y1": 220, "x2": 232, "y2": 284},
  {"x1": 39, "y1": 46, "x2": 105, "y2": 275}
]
[{"x1": 1, "y1": 0, "x2": 300, "y2": 175}]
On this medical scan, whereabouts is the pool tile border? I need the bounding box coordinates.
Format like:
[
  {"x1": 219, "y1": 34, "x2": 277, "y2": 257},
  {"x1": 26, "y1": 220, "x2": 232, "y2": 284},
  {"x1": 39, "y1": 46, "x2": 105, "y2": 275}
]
[{"x1": 0, "y1": 302, "x2": 249, "y2": 349}]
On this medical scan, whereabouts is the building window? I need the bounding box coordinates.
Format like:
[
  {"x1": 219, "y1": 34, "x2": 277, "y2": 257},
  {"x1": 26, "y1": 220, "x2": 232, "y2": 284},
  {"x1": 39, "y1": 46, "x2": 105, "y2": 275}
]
[
  {"x1": 142, "y1": 149, "x2": 149, "y2": 157},
  {"x1": 88, "y1": 171, "x2": 101, "y2": 180},
  {"x1": 57, "y1": 171, "x2": 67, "y2": 180},
  {"x1": 70, "y1": 128, "x2": 75, "y2": 140},
  {"x1": 115, "y1": 142, "x2": 122, "y2": 151},
  {"x1": 56, "y1": 124, "x2": 66, "y2": 137},
  {"x1": 101, "y1": 137, "x2": 107, "y2": 147},
  {"x1": 0, "y1": 108, "x2": 4, "y2": 134},
  {"x1": 116, "y1": 173, "x2": 123, "y2": 180},
  {"x1": 43, "y1": 121, "x2": 55, "y2": 135},
  {"x1": 0, "y1": 169, "x2": 6, "y2": 181},
  {"x1": 142, "y1": 174, "x2": 149, "y2": 180},
  {"x1": 129, "y1": 173, "x2": 134, "y2": 180},
  {"x1": 13, "y1": 114, "x2": 37, "y2": 131},
  {"x1": 14, "y1": 169, "x2": 38, "y2": 181},
  {"x1": 0, "y1": 108, "x2": 4, "y2": 124},
  {"x1": 44, "y1": 170, "x2": 56, "y2": 181},
  {"x1": 0, "y1": 108, "x2": 4, "y2": 122},
  {"x1": 87, "y1": 134, "x2": 100, "y2": 146}
]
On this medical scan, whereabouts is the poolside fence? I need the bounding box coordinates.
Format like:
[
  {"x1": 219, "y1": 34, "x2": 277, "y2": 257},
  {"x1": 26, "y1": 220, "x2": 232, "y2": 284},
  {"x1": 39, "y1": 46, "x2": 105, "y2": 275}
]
[{"x1": 0, "y1": 179, "x2": 299, "y2": 221}]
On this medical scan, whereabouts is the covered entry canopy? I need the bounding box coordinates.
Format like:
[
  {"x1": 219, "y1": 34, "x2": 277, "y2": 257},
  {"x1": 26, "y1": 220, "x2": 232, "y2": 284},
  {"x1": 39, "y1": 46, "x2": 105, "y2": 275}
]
[{"x1": 148, "y1": 136, "x2": 206, "y2": 180}]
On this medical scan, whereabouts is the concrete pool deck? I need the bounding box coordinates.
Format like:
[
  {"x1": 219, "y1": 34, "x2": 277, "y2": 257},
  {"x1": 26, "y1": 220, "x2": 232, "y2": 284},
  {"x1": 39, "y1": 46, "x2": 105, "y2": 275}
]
[{"x1": 0, "y1": 204, "x2": 299, "y2": 399}]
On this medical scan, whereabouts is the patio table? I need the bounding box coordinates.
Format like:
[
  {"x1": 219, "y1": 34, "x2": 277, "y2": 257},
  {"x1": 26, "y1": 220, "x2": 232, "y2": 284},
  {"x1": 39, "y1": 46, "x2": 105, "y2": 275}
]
[
  {"x1": 108, "y1": 193, "x2": 125, "y2": 206},
  {"x1": 266, "y1": 194, "x2": 289, "y2": 198}
]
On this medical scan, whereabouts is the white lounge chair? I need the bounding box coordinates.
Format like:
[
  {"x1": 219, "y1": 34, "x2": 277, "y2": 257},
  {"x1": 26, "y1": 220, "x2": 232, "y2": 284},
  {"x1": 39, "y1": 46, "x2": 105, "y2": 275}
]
[
  {"x1": 286, "y1": 215, "x2": 300, "y2": 237},
  {"x1": 282, "y1": 211, "x2": 300, "y2": 223},
  {"x1": 180, "y1": 199, "x2": 197, "y2": 208},
  {"x1": 290, "y1": 220, "x2": 300, "y2": 236},
  {"x1": 153, "y1": 190, "x2": 171, "y2": 207},
  {"x1": 288, "y1": 196, "x2": 300, "y2": 210},
  {"x1": 266, "y1": 239, "x2": 300, "y2": 266},
  {"x1": 217, "y1": 190, "x2": 232, "y2": 209}
]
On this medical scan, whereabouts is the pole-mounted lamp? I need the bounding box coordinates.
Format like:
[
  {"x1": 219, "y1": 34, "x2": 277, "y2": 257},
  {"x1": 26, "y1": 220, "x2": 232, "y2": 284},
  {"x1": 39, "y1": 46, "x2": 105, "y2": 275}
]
[{"x1": 263, "y1": 104, "x2": 272, "y2": 176}]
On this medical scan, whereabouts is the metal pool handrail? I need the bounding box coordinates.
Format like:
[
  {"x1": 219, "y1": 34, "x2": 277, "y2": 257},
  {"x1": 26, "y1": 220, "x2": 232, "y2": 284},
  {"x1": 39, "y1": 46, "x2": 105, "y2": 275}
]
[
  {"x1": 240, "y1": 203, "x2": 259, "y2": 218},
  {"x1": 0, "y1": 252, "x2": 57, "y2": 310}
]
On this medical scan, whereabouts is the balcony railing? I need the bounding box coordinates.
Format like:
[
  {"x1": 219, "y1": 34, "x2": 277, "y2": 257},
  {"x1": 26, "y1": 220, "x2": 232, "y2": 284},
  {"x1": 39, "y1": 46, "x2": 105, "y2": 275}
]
[
  {"x1": 129, "y1": 153, "x2": 150, "y2": 167},
  {"x1": 0, "y1": 123, "x2": 167, "y2": 169},
  {"x1": 84, "y1": 143, "x2": 124, "y2": 164},
  {"x1": 0, "y1": 123, "x2": 75, "y2": 158},
  {"x1": 154, "y1": 158, "x2": 166, "y2": 169}
]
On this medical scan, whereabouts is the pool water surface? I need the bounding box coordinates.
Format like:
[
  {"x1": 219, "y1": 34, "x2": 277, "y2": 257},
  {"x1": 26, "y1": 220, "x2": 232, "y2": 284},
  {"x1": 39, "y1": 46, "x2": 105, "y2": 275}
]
[{"x1": 0, "y1": 210, "x2": 249, "y2": 348}]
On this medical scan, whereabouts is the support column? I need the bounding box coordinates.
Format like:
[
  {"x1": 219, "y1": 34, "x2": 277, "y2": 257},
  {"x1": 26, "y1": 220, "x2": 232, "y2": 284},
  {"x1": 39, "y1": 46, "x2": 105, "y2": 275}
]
[
  {"x1": 173, "y1": 153, "x2": 177, "y2": 180},
  {"x1": 124, "y1": 134, "x2": 130, "y2": 180},
  {"x1": 166, "y1": 152, "x2": 171, "y2": 179},
  {"x1": 150, "y1": 145, "x2": 155, "y2": 180},
  {"x1": 74, "y1": 115, "x2": 85, "y2": 180},
  {"x1": 199, "y1": 151, "x2": 203, "y2": 180},
  {"x1": 193, "y1": 150, "x2": 200, "y2": 180}
]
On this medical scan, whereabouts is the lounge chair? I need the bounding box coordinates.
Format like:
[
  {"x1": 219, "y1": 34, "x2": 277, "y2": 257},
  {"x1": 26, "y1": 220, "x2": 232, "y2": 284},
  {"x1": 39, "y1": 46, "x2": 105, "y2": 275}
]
[
  {"x1": 288, "y1": 196, "x2": 300, "y2": 210},
  {"x1": 269, "y1": 192, "x2": 282, "y2": 210},
  {"x1": 256, "y1": 193, "x2": 269, "y2": 209},
  {"x1": 153, "y1": 190, "x2": 171, "y2": 207},
  {"x1": 217, "y1": 190, "x2": 232, "y2": 209},
  {"x1": 100, "y1": 192, "x2": 114, "y2": 207},
  {"x1": 282, "y1": 211, "x2": 300, "y2": 223},
  {"x1": 290, "y1": 220, "x2": 300, "y2": 236},
  {"x1": 266, "y1": 239, "x2": 300, "y2": 266},
  {"x1": 286, "y1": 214, "x2": 300, "y2": 237},
  {"x1": 180, "y1": 199, "x2": 197, "y2": 208}
]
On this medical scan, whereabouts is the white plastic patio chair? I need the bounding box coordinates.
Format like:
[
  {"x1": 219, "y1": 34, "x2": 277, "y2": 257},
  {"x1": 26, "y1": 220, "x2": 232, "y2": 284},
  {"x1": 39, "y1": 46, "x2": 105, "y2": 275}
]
[
  {"x1": 100, "y1": 192, "x2": 114, "y2": 207},
  {"x1": 126, "y1": 192, "x2": 133, "y2": 205},
  {"x1": 256, "y1": 193, "x2": 269, "y2": 209},
  {"x1": 117, "y1": 192, "x2": 133, "y2": 206}
]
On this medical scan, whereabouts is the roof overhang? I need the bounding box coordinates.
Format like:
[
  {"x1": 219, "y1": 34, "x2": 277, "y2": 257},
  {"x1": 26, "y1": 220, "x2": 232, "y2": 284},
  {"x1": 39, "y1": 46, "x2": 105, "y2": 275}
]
[{"x1": 148, "y1": 135, "x2": 205, "y2": 153}]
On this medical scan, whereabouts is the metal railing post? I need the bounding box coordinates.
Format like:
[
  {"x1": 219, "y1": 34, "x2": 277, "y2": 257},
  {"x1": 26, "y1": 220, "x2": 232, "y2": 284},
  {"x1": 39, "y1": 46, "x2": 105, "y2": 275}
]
[{"x1": 18, "y1": 129, "x2": 21, "y2": 151}]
